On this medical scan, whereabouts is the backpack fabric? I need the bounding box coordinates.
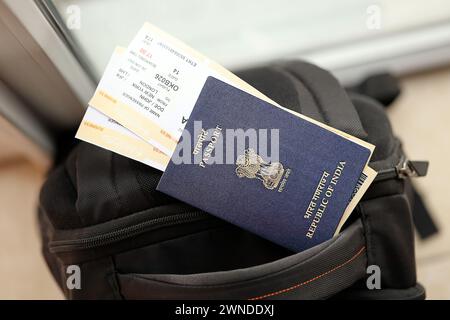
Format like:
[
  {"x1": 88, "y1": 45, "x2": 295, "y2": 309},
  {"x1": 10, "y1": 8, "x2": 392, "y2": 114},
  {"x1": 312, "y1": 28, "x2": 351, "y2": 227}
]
[{"x1": 38, "y1": 61, "x2": 425, "y2": 300}]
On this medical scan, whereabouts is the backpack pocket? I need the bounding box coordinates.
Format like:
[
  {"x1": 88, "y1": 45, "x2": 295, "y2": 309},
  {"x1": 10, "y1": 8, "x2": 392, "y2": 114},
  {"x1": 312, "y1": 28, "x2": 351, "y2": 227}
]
[{"x1": 114, "y1": 221, "x2": 366, "y2": 300}]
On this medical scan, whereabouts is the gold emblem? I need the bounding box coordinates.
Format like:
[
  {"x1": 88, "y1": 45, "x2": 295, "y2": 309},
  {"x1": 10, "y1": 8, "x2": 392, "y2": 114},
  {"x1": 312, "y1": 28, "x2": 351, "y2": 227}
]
[{"x1": 235, "y1": 149, "x2": 285, "y2": 190}]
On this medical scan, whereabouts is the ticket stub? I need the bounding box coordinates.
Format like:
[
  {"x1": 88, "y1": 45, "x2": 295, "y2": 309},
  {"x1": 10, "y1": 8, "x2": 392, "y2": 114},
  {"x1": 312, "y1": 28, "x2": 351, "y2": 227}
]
[
  {"x1": 89, "y1": 23, "x2": 213, "y2": 154},
  {"x1": 76, "y1": 106, "x2": 169, "y2": 171},
  {"x1": 90, "y1": 22, "x2": 375, "y2": 157},
  {"x1": 77, "y1": 47, "x2": 169, "y2": 170}
]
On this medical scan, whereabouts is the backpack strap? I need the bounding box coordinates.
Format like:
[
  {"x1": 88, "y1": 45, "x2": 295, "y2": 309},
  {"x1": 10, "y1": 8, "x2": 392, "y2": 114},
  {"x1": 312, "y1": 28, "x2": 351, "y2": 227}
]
[{"x1": 237, "y1": 61, "x2": 368, "y2": 139}]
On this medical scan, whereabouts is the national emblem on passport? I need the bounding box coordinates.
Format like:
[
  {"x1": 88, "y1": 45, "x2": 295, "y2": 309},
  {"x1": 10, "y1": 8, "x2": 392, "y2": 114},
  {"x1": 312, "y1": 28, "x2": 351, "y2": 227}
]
[{"x1": 235, "y1": 149, "x2": 285, "y2": 190}]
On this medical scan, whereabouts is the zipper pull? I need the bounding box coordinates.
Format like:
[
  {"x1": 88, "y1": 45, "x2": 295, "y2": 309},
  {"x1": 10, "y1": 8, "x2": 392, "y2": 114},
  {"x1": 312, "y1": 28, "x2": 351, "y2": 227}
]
[{"x1": 397, "y1": 159, "x2": 429, "y2": 178}]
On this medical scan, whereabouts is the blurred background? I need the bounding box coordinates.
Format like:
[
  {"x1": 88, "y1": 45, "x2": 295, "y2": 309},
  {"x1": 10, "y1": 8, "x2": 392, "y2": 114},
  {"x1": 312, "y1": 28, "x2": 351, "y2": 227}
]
[{"x1": 0, "y1": 0, "x2": 449, "y2": 299}]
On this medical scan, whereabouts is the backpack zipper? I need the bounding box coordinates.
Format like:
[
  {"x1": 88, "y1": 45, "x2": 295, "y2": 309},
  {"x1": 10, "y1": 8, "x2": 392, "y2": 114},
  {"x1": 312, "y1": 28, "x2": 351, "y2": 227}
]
[
  {"x1": 374, "y1": 156, "x2": 428, "y2": 181},
  {"x1": 49, "y1": 211, "x2": 209, "y2": 253}
]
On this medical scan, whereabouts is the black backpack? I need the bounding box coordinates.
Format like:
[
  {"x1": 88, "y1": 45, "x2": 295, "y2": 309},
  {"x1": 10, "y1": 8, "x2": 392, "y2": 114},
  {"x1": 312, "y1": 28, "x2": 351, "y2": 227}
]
[{"x1": 38, "y1": 61, "x2": 427, "y2": 300}]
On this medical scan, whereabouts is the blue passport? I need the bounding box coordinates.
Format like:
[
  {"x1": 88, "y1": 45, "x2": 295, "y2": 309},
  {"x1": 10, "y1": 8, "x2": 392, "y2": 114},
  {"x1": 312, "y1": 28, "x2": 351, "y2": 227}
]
[{"x1": 157, "y1": 77, "x2": 371, "y2": 252}]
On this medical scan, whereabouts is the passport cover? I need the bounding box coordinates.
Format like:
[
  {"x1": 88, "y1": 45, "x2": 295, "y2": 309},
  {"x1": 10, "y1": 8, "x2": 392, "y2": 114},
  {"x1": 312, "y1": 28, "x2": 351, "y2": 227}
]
[{"x1": 157, "y1": 77, "x2": 370, "y2": 252}]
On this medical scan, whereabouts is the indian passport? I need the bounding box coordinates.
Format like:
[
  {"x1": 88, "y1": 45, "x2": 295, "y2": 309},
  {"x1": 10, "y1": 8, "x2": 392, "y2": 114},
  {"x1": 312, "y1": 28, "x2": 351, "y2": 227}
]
[{"x1": 157, "y1": 77, "x2": 371, "y2": 252}]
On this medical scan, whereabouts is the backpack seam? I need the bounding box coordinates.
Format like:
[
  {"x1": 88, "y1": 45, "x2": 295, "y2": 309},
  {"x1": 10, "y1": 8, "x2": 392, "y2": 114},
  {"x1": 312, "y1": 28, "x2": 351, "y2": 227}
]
[{"x1": 248, "y1": 246, "x2": 366, "y2": 300}]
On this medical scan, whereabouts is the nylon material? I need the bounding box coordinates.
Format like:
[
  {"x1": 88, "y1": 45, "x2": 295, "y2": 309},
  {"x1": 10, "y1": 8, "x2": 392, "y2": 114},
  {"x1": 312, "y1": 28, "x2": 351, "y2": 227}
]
[{"x1": 280, "y1": 61, "x2": 367, "y2": 139}]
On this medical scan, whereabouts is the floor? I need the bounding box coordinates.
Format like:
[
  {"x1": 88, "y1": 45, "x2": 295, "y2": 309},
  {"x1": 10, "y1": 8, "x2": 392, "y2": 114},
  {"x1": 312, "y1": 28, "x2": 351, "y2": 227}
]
[
  {"x1": 0, "y1": 159, "x2": 62, "y2": 299},
  {"x1": 0, "y1": 67, "x2": 449, "y2": 300}
]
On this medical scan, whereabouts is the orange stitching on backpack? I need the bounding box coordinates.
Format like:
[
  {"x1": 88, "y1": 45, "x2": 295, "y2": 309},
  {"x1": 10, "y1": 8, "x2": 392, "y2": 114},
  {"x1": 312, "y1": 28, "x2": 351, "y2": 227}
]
[{"x1": 248, "y1": 246, "x2": 366, "y2": 300}]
